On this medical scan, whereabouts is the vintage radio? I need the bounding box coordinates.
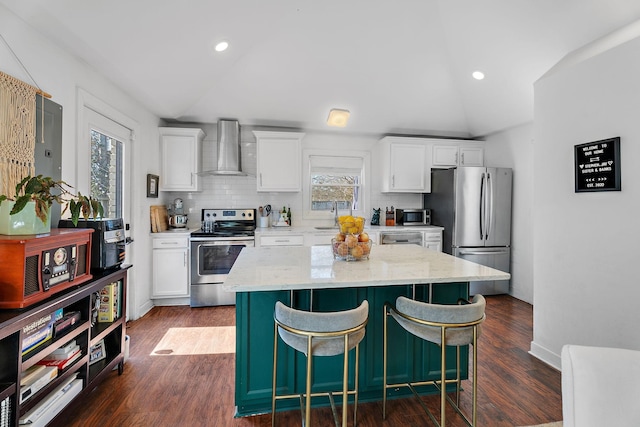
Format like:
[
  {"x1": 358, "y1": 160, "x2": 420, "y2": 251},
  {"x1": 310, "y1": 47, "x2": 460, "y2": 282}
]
[{"x1": 0, "y1": 229, "x2": 93, "y2": 309}]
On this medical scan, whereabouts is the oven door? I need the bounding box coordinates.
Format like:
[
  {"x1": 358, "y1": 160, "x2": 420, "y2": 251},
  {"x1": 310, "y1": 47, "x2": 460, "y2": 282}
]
[
  {"x1": 190, "y1": 239, "x2": 254, "y2": 307},
  {"x1": 190, "y1": 239, "x2": 253, "y2": 285}
]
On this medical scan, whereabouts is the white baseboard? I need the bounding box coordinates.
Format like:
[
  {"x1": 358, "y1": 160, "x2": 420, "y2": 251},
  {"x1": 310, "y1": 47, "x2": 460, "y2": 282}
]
[
  {"x1": 152, "y1": 297, "x2": 190, "y2": 306},
  {"x1": 529, "y1": 340, "x2": 562, "y2": 370}
]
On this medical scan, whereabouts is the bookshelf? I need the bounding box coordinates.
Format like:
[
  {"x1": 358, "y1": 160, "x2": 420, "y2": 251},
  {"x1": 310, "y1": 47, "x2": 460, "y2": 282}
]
[{"x1": 0, "y1": 265, "x2": 130, "y2": 427}]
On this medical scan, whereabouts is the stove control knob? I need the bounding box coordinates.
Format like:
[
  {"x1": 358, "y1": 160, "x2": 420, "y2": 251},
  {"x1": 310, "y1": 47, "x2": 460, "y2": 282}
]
[{"x1": 242, "y1": 213, "x2": 246, "y2": 217}]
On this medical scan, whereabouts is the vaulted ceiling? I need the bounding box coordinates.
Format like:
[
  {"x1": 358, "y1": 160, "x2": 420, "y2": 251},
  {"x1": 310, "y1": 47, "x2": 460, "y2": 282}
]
[{"x1": 3, "y1": 0, "x2": 640, "y2": 138}]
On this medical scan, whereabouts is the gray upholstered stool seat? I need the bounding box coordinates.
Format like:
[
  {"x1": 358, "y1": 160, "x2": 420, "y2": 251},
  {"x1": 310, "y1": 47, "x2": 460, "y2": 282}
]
[
  {"x1": 383, "y1": 294, "x2": 486, "y2": 427},
  {"x1": 272, "y1": 300, "x2": 369, "y2": 427}
]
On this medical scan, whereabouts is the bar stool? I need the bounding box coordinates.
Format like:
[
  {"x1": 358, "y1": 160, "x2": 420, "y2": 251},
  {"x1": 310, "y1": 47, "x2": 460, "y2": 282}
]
[
  {"x1": 272, "y1": 300, "x2": 369, "y2": 427},
  {"x1": 383, "y1": 295, "x2": 486, "y2": 427}
]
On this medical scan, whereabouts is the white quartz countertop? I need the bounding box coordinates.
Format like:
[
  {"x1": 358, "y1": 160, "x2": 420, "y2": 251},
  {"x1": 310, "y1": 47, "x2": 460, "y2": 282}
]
[
  {"x1": 255, "y1": 224, "x2": 444, "y2": 235},
  {"x1": 149, "y1": 228, "x2": 195, "y2": 236},
  {"x1": 223, "y1": 245, "x2": 510, "y2": 292}
]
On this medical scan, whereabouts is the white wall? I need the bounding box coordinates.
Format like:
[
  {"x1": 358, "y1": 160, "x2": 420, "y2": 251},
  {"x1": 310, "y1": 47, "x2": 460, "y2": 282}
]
[
  {"x1": 531, "y1": 27, "x2": 640, "y2": 368},
  {"x1": 484, "y1": 123, "x2": 535, "y2": 304},
  {"x1": 1, "y1": 5, "x2": 162, "y2": 320}
]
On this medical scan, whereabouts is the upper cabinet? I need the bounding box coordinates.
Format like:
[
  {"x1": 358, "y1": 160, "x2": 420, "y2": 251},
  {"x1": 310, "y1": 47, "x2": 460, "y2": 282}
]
[
  {"x1": 432, "y1": 141, "x2": 484, "y2": 168},
  {"x1": 254, "y1": 131, "x2": 305, "y2": 192},
  {"x1": 379, "y1": 137, "x2": 430, "y2": 193},
  {"x1": 159, "y1": 127, "x2": 205, "y2": 191}
]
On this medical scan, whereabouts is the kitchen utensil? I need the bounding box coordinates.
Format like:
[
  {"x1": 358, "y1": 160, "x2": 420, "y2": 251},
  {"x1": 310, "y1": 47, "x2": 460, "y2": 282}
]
[
  {"x1": 259, "y1": 206, "x2": 264, "y2": 216},
  {"x1": 169, "y1": 214, "x2": 188, "y2": 228},
  {"x1": 265, "y1": 205, "x2": 272, "y2": 217}
]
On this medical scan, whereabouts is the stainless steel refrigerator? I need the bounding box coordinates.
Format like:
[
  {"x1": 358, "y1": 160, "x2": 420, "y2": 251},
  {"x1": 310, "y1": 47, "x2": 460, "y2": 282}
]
[{"x1": 423, "y1": 167, "x2": 512, "y2": 295}]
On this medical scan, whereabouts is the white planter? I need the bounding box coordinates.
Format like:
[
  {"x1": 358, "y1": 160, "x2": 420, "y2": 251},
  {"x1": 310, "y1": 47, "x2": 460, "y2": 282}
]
[{"x1": 0, "y1": 200, "x2": 51, "y2": 235}]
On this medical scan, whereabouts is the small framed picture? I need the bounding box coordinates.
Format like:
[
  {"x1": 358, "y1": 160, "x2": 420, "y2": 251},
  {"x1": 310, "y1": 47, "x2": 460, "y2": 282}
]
[
  {"x1": 89, "y1": 339, "x2": 106, "y2": 365},
  {"x1": 147, "y1": 174, "x2": 159, "y2": 198}
]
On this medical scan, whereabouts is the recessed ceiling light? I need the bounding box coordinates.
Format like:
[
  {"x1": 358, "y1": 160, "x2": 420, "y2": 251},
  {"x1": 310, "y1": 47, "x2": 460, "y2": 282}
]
[
  {"x1": 472, "y1": 71, "x2": 485, "y2": 80},
  {"x1": 214, "y1": 41, "x2": 229, "y2": 52},
  {"x1": 327, "y1": 109, "x2": 350, "y2": 127}
]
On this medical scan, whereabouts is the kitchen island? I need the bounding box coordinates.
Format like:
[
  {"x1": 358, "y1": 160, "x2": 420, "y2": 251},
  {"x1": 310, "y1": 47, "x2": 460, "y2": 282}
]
[{"x1": 224, "y1": 244, "x2": 510, "y2": 417}]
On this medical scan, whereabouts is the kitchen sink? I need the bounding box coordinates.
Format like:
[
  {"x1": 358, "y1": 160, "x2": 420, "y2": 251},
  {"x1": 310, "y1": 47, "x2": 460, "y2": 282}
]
[{"x1": 314, "y1": 226, "x2": 339, "y2": 230}]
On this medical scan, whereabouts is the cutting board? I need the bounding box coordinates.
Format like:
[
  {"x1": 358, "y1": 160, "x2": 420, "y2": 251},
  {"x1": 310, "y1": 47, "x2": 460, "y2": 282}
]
[{"x1": 150, "y1": 205, "x2": 169, "y2": 232}]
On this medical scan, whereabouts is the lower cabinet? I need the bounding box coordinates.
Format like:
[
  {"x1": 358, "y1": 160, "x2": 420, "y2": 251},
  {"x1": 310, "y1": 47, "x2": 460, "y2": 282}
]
[
  {"x1": 152, "y1": 235, "x2": 189, "y2": 298},
  {"x1": 0, "y1": 267, "x2": 130, "y2": 427},
  {"x1": 257, "y1": 234, "x2": 304, "y2": 247},
  {"x1": 423, "y1": 229, "x2": 443, "y2": 252},
  {"x1": 234, "y1": 282, "x2": 468, "y2": 416}
]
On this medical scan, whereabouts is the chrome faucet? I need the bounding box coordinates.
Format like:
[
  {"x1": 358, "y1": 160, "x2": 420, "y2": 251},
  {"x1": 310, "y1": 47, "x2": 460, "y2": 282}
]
[{"x1": 332, "y1": 201, "x2": 339, "y2": 226}]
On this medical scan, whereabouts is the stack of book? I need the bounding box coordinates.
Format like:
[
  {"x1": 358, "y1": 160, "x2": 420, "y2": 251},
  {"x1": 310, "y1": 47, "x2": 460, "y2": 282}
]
[
  {"x1": 21, "y1": 309, "x2": 64, "y2": 356},
  {"x1": 36, "y1": 340, "x2": 82, "y2": 372},
  {"x1": 98, "y1": 281, "x2": 121, "y2": 323},
  {"x1": 19, "y1": 374, "x2": 82, "y2": 427},
  {"x1": 20, "y1": 365, "x2": 58, "y2": 404},
  {"x1": 1, "y1": 395, "x2": 11, "y2": 427}
]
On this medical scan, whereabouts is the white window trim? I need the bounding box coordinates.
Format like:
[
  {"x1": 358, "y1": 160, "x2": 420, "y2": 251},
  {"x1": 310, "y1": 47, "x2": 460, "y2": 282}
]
[{"x1": 302, "y1": 148, "x2": 370, "y2": 221}]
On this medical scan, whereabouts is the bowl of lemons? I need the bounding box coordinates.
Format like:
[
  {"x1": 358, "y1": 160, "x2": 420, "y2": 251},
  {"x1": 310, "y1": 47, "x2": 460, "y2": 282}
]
[{"x1": 331, "y1": 216, "x2": 372, "y2": 261}]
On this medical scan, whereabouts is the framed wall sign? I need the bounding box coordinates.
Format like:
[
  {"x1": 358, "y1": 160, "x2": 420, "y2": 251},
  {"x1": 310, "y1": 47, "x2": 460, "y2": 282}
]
[
  {"x1": 147, "y1": 174, "x2": 159, "y2": 198},
  {"x1": 574, "y1": 137, "x2": 621, "y2": 192}
]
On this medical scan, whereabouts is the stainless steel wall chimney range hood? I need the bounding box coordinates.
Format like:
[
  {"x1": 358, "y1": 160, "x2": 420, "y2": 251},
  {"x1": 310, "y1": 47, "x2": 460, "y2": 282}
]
[{"x1": 202, "y1": 119, "x2": 246, "y2": 176}]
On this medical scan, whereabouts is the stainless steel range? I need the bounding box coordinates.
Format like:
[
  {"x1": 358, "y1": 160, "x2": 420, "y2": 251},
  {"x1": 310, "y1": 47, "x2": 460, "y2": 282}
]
[{"x1": 190, "y1": 208, "x2": 256, "y2": 307}]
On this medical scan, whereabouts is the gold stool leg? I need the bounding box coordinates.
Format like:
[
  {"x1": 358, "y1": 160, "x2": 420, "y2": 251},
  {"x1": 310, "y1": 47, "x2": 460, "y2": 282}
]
[
  {"x1": 472, "y1": 327, "x2": 478, "y2": 426},
  {"x1": 456, "y1": 345, "x2": 461, "y2": 407},
  {"x1": 382, "y1": 304, "x2": 388, "y2": 420},
  {"x1": 354, "y1": 343, "x2": 360, "y2": 426},
  {"x1": 441, "y1": 327, "x2": 447, "y2": 427},
  {"x1": 342, "y1": 336, "x2": 349, "y2": 427},
  {"x1": 272, "y1": 323, "x2": 278, "y2": 427},
  {"x1": 305, "y1": 336, "x2": 313, "y2": 427}
]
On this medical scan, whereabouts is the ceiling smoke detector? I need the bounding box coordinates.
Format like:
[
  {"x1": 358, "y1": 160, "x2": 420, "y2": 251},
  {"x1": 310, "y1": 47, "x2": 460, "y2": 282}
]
[{"x1": 327, "y1": 109, "x2": 350, "y2": 127}]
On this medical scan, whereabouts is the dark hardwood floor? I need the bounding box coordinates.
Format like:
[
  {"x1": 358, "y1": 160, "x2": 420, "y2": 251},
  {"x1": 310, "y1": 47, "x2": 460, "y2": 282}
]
[{"x1": 58, "y1": 295, "x2": 562, "y2": 427}]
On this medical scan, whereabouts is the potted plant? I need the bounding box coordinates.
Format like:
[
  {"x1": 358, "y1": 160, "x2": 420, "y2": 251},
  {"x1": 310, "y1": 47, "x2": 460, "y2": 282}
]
[{"x1": 0, "y1": 175, "x2": 104, "y2": 235}]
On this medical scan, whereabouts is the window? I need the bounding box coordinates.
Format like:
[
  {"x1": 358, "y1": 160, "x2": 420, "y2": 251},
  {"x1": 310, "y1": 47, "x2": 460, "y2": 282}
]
[
  {"x1": 91, "y1": 129, "x2": 123, "y2": 218},
  {"x1": 303, "y1": 150, "x2": 370, "y2": 220},
  {"x1": 310, "y1": 155, "x2": 362, "y2": 211},
  {"x1": 84, "y1": 107, "x2": 130, "y2": 221}
]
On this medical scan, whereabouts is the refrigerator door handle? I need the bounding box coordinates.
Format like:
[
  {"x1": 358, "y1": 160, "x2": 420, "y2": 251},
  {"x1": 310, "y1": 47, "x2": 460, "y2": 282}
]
[
  {"x1": 459, "y1": 249, "x2": 508, "y2": 256},
  {"x1": 479, "y1": 172, "x2": 486, "y2": 240},
  {"x1": 486, "y1": 171, "x2": 492, "y2": 240}
]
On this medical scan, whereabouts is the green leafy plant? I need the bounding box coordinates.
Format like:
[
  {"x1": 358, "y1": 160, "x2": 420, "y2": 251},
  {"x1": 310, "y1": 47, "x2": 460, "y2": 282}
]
[{"x1": 0, "y1": 175, "x2": 104, "y2": 226}]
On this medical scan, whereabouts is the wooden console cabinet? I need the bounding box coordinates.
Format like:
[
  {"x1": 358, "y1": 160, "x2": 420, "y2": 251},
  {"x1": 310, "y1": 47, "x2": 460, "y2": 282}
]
[{"x1": 0, "y1": 265, "x2": 131, "y2": 427}]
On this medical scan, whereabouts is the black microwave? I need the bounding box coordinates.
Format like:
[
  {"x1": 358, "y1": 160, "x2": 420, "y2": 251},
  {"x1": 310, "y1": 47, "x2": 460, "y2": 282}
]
[
  {"x1": 58, "y1": 218, "x2": 126, "y2": 271},
  {"x1": 394, "y1": 209, "x2": 430, "y2": 226}
]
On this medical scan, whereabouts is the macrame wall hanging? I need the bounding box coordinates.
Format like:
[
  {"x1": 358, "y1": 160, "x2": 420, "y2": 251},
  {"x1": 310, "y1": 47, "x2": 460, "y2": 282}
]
[
  {"x1": 0, "y1": 34, "x2": 51, "y2": 196},
  {"x1": 0, "y1": 70, "x2": 37, "y2": 196}
]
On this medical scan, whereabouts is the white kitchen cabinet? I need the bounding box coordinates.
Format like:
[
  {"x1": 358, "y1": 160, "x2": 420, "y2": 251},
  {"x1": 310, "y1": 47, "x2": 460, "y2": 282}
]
[
  {"x1": 258, "y1": 234, "x2": 305, "y2": 247},
  {"x1": 254, "y1": 131, "x2": 305, "y2": 192},
  {"x1": 305, "y1": 232, "x2": 336, "y2": 246},
  {"x1": 423, "y1": 229, "x2": 443, "y2": 252},
  {"x1": 432, "y1": 143, "x2": 484, "y2": 168},
  {"x1": 152, "y1": 235, "x2": 189, "y2": 298},
  {"x1": 379, "y1": 137, "x2": 430, "y2": 192},
  {"x1": 159, "y1": 127, "x2": 205, "y2": 191}
]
